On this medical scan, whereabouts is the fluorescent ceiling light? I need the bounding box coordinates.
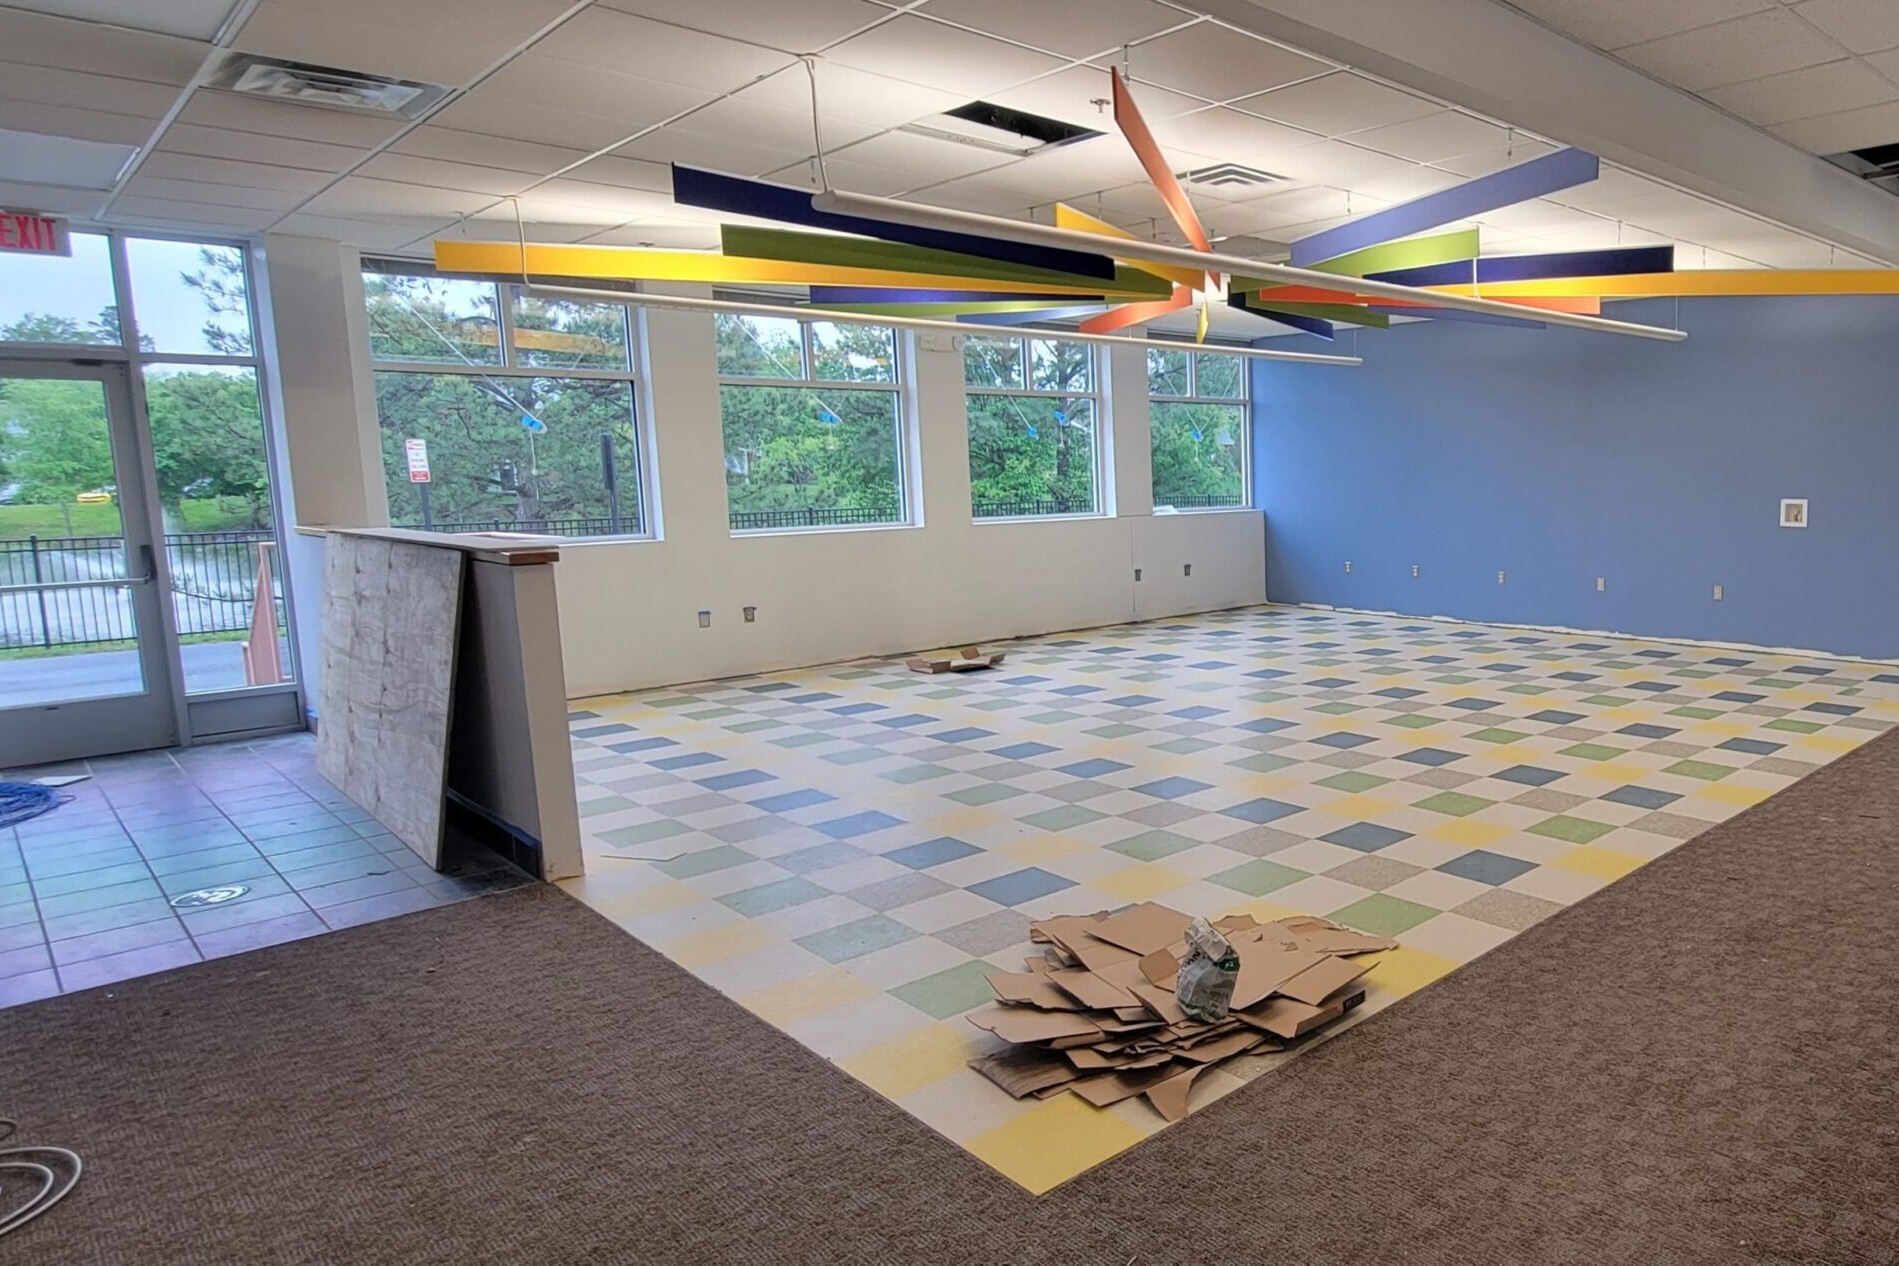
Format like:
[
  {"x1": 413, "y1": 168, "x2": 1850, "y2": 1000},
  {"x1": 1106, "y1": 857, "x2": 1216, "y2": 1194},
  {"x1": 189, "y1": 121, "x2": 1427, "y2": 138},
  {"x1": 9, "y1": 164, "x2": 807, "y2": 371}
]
[{"x1": 0, "y1": 127, "x2": 136, "y2": 190}]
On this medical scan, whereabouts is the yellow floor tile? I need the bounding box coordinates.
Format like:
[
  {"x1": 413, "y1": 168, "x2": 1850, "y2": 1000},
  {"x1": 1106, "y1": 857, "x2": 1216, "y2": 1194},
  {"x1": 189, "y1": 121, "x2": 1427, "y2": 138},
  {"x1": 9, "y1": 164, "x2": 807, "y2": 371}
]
[
  {"x1": 1694, "y1": 782, "x2": 1775, "y2": 808},
  {"x1": 1225, "y1": 897, "x2": 1303, "y2": 923},
  {"x1": 997, "y1": 835, "x2": 1094, "y2": 865},
  {"x1": 838, "y1": 1021, "x2": 985, "y2": 1101},
  {"x1": 575, "y1": 879, "x2": 703, "y2": 923},
  {"x1": 1091, "y1": 862, "x2": 1195, "y2": 902},
  {"x1": 659, "y1": 919, "x2": 782, "y2": 969},
  {"x1": 921, "y1": 806, "x2": 1003, "y2": 835},
  {"x1": 1359, "y1": 945, "x2": 1460, "y2": 1000},
  {"x1": 1580, "y1": 761, "x2": 1650, "y2": 784},
  {"x1": 964, "y1": 1092, "x2": 1149, "y2": 1194},
  {"x1": 1322, "y1": 793, "x2": 1404, "y2": 820},
  {"x1": 1422, "y1": 818, "x2": 1517, "y2": 847},
  {"x1": 1797, "y1": 733, "x2": 1863, "y2": 754},
  {"x1": 737, "y1": 965, "x2": 880, "y2": 1026},
  {"x1": 1550, "y1": 845, "x2": 1647, "y2": 881}
]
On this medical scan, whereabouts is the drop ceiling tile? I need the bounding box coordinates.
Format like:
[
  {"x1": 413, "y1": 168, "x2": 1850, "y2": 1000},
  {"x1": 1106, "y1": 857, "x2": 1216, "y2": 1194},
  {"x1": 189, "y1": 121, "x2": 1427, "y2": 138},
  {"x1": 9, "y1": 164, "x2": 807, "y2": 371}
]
[
  {"x1": 0, "y1": 8, "x2": 209, "y2": 84},
  {"x1": 157, "y1": 122, "x2": 365, "y2": 172},
  {"x1": 592, "y1": 0, "x2": 885, "y2": 54},
  {"x1": 1229, "y1": 185, "x2": 1359, "y2": 223},
  {"x1": 177, "y1": 89, "x2": 407, "y2": 146},
  {"x1": 1790, "y1": 0, "x2": 1899, "y2": 55},
  {"x1": 531, "y1": 8, "x2": 794, "y2": 92},
  {"x1": 1432, "y1": 140, "x2": 1559, "y2": 178},
  {"x1": 1146, "y1": 107, "x2": 1320, "y2": 167},
  {"x1": 0, "y1": 125, "x2": 133, "y2": 188},
  {"x1": 355, "y1": 153, "x2": 540, "y2": 196},
  {"x1": 477, "y1": 56, "x2": 717, "y2": 130},
  {"x1": 122, "y1": 173, "x2": 306, "y2": 210},
  {"x1": 662, "y1": 95, "x2": 879, "y2": 158},
  {"x1": 233, "y1": 0, "x2": 553, "y2": 86},
  {"x1": 738, "y1": 63, "x2": 965, "y2": 130},
  {"x1": 1471, "y1": 200, "x2": 1611, "y2": 235},
  {"x1": 391, "y1": 127, "x2": 590, "y2": 175},
  {"x1": 0, "y1": 61, "x2": 180, "y2": 118},
  {"x1": 1501, "y1": 0, "x2": 1776, "y2": 52},
  {"x1": 1615, "y1": 9, "x2": 1842, "y2": 92},
  {"x1": 109, "y1": 195, "x2": 275, "y2": 229},
  {"x1": 1701, "y1": 58, "x2": 1897, "y2": 125},
  {"x1": 6, "y1": 0, "x2": 240, "y2": 41},
  {"x1": 1200, "y1": 200, "x2": 1311, "y2": 237},
  {"x1": 301, "y1": 176, "x2": 498, "y2": 218},
  {"x1": 562, "y1": 155, "x2": 671, "y2": 193},
  {"x1": 0, "y1": 178, "x2": 102, "y2": 215},
  {"x1": 1541, "y1": 167, "x2": 1706, "y2": 220},
  {"x1": 1770, "y1": 99, "x2": 1899, "y2": 151},
  {"x1": 614, "y1": 129, "x2": 792, "y2": 179},
  {"x1": 825, "y1": 15, "x2": 1070, "y2": 97},
  {"x1": 0, "y1": 101, "x2": 156, "y2": 146},
  {"x1": 1113, "y1": 20, "x2": 1333, "y2": 103},
  {"x1": 906, "y1": 179, "x2": 1039, "y2": 215},
  {"x1": 277, "y1": 211, "x2": 447, "y2": 251},
  {"x1": 1270, "y1": 138, "x2": 1416, "y2": 186},
  {"x1": 965, "y1": 135, "x2": 1150, "y2": 197},
  {"x1": 140, "y1": 150, "x2": 336, "y2": 193},
  {"x1": 427, "y1": 93, "x2": 645, "y2": 152},
  {"x1": 1344, "y1": 111, "x2": 1510, "y2": 162},
  {"x1": 826, "y1": 130, "x2": 1021, "y2": 186},
  {"x1": 988, "y1": 65, "x2": 1201, "y2": 131},
  {"x1": 581, "y1": 219, "x2": 724, "y2": 249},
  {"x1": 1865, "y1": 48, "x2": 1899, "y2": 80},
  {"x1": 762, "y1": 156, "x2": 921, "y2": 197},
  {"x1": 919, "y1": 0, "x2": 1189, "y2": 59},
  {"x1": 530, "y1": 178, "x2": 675, "y2": 217},
  {"x1": 1233, "y1": 71, "x2": 1440, "y2": 136},
  {"x1": 1348, "y1": 164, "x2": 1469, "y2": 202}
]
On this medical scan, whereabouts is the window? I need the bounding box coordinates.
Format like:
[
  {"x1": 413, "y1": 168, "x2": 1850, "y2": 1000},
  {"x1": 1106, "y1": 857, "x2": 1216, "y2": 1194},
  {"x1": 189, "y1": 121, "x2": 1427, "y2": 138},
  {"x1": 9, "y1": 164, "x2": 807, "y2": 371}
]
[
  {"x1": 964, "y1": 334, "x2": 1102, "y2": 519},
  {"x1": 715, "y1": 314, "x2": 908, "y2": 532},
  {"x1": 363, "y1": 268, "x2": 645, "y2": 538},
  {"x1": 1148, "y1": 346, "x2": 1247, "y2": 510}
]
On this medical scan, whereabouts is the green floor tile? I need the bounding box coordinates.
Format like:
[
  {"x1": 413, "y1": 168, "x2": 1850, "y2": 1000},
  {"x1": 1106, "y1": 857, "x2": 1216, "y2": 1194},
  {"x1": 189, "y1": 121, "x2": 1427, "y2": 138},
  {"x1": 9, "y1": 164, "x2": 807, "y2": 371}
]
[
  {"x1": 1559, "y1": 743, "x2": 1624, "y2": 761},
  {"x1": 1664, "y1": 759, "x2": 1735, "y2": 781},
  {"x1": 892, "y1": 960, "x2": 1006, "y2": 1019},
  {"x1": 1430, "y1": 674, "x2": 1478, "y2": 684},
  {"x1": 946, "y1": 784, "x2": 1024, "y2": 806},
  {"x1": 653, "y1": 844, "x2": 754, "y2": 878},
  {"x1": 726, "y1": 718, "x2": 784, "y2": 734},
  {"x1": 598, "y1": 819, "x2": 690, "y2": 847},
  {"x1": 1207, "y1": 858, "x2": 1307, "y2": 897},
  {"x1": 794, "y1": 914, "x2": 917, "y2": 963},
  {"x1": 1245, "y1": 691, "x2": 1292, "y2": 703},
  {"x1": 1312, "y1": 701, "x2": 1361, "y2": 715},
  {"x1": 1502, "y1": 684, "x2": 1551, "y2": 696},
  {"x1": 1107, "y1": 829, "x2": 1198, "y2": 862},
  {"x1": 1527, "y1": 814, "x2": 1614, "y2": 844},
  {"x1": 1765, "y1": 718, "x2": 1823, "y2": 734},
  {"x1": 684, "y1": 706, "x2": 740, "y2": 720},
  {"x1": 1414, "y1": 791, "x2": 1492, "y2": 817},
  {"x1": 718, "y1": 876, "x2": 829, "y2": 916},
  {"x1": 1020, "y1": 804, "x2": 1105, "y2": 831},
  {"x1": 1153, "y1": 737, "x2": 1218, "y2": 755},
  {"x1": 1581, "y1": 694, "x2": 1633, "y2": 707},
  {"x1": 1668, "y1": 706, "x2": 1722, "y2": 720},
  {"x1": 1751, "y1": 677, "x2": 1798, "y2": 688},
  {"x1": 1086, "y1": 723, "x2": 1144, "y2": 738},
  {"x1": 823, "y1": 748, "x2": 887, "y2": 766},
  {"x1": 770, "y1": 732, "x2": 832, "y2": 749},
  {"x1": 882, "y1": 763, "x2": 954, "y2": 785},
  {"x1": 1382, "y1": 714, "x2": 1437, "y2": 729},
  {"x1": 1228, "y1": 753, "x2": 1297, "y2": 774},
  {"x1": 1026, "y1": 710, "x2": 1084, "y2": 724},
  {"x1": 1467, "y1": 727, "x2": 1529, "y2": 744},
  {"x1": 1317, "y1": 770, "x2": 1388, "y2": 793},
  {"x1": 578, "y1": 796, "x2": 635, "y2": 818},
  {"x1": 1328, "y1": 893, "x2": 1440, "y2": 937}
]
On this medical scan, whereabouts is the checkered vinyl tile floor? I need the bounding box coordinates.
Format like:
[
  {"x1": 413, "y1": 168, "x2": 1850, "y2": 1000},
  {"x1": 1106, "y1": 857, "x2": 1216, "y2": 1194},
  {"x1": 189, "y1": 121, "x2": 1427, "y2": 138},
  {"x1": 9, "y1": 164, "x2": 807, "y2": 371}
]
[{"x1": 559, "y1": 606, "x2": 1899, "y2": 1193}]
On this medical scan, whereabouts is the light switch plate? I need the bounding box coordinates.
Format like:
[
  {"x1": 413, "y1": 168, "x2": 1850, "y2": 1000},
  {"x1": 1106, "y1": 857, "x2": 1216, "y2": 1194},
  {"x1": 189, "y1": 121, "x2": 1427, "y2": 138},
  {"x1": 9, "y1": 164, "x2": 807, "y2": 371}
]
[{"x1": 1779, "y1": 498, "x2": 1808, "y2": 528}]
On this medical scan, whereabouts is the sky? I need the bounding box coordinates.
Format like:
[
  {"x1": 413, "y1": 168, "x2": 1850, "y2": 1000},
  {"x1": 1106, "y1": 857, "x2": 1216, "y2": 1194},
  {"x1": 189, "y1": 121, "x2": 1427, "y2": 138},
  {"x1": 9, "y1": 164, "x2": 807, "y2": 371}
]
[{"x1": 0, "y1": 231, "x2": 252, "y2": 356}]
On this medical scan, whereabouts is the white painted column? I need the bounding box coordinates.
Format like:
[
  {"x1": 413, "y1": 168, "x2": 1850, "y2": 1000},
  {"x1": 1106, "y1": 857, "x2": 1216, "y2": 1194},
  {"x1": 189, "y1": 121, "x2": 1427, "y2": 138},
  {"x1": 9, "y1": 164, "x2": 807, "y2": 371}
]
[
  {"x1": 1105, "y1": 340, "x2": 1154, "y2": 519},
  {"x1": 909, "y1": 327, "x2": 976, "y2": 537},
  {"x1": 634, "y1": 282, "x2": 726, "y2": 549}
]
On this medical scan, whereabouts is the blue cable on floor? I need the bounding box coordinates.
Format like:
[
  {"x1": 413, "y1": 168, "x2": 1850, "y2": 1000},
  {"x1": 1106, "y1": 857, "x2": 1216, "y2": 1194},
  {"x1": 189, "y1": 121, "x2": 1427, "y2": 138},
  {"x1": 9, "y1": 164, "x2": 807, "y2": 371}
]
[{"x1": 0, "y1": 782, "x2": 63, "y2": 829}]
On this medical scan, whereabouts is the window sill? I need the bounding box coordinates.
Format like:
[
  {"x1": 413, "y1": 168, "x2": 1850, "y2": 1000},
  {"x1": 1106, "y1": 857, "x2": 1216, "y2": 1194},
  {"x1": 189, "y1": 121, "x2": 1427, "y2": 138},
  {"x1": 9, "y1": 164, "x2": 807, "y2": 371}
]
[
  {"x1": 552, "y1": 534, "x2": 658, "y2": 548},
  {"x1": 1152, "y1": 504, "x2": 1255, "y2": 515},
  {"x1": 729, "y1": 521, "x2": 919, "y2": 539},
  {"x1": 972, "y1": 512, "x2": 1106, "y2": 526}
]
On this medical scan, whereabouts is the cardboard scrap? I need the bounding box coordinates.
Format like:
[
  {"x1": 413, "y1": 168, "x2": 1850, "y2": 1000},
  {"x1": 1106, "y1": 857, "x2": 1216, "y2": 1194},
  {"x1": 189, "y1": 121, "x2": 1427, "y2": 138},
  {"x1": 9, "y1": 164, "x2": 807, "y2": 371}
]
[
  {"x1": 907, "y1": 647, "x2": 1006, "y2": 674},
  {"x1": 966, "y1": 905, "x2": 1397, "y2": 1122}
]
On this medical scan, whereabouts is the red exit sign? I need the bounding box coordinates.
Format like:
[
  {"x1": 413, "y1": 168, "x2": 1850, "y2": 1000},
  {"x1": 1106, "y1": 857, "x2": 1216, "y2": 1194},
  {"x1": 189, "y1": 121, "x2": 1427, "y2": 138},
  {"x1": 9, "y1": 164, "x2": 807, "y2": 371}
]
[{"x1": 0, "y1": 212, "x2": 70, "y2": 256}]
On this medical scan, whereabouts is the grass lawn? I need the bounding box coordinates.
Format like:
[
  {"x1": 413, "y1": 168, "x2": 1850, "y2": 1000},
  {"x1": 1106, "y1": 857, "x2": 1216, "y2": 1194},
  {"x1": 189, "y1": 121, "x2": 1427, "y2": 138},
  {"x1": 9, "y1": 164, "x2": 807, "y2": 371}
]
[{"x1": 0, "y1": 498, "x2": 263, "y2": 540}]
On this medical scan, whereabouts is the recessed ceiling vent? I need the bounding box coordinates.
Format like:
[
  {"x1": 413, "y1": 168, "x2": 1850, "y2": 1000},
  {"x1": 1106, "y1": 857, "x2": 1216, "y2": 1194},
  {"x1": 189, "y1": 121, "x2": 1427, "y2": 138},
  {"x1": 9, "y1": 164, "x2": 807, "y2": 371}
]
[
  {"x1": 1178, "y1": 162, "x2": 1285, "y2": 190},
  {"x1": 1822, "y1": 142, "x2": 1899, "y2": 196},
  {"x1": 901, "y1": 101, "x2": 1102, "y2": 156},
  {"x1": 206, "y1": 53, "x2": 450, "y2": 119}
]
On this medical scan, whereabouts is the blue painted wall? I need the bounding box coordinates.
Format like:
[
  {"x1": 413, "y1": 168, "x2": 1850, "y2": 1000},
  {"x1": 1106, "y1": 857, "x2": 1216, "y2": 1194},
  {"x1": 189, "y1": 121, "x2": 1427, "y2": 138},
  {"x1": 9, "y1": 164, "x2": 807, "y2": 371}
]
[{"x1": 1252, "y1": 296, "x2": 1899, "y2": 659}]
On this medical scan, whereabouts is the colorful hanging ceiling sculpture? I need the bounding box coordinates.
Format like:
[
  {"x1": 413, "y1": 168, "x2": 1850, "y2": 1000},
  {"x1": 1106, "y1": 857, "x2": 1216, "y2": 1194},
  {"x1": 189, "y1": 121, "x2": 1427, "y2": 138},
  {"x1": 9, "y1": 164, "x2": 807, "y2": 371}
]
[{"x1": 435, "y1": 67, "x2": 1899, "y2": 343}]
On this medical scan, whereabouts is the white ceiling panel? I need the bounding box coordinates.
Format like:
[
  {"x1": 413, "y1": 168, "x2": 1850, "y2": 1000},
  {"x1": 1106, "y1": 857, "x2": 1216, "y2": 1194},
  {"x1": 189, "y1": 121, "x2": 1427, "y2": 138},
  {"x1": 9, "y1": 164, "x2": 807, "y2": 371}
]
[
  {"x1": 831, "y1": 129, "x2": 1028, "y2": 183},
  {"x1": 1146, "y1": 107, "x2": 1320, "y2": 166},
  {"x1": 0, "y1": 59, "x2": 181, "y2": 118},
  {"x1": 0, "y1": 177, "x2": 102, "y2": 215},
  {"x1": 591, "y1": 0, "x2": 886, "y2": 55},
  {"x1": 1542, "y1": 166, "x2": 1709, "y2": 219},
  {"x1": 0, "y1": 125, "x2": 133, "y2": 187},
  {"x1": 1267, "y1": 137, "x2": 1416, "y2": 185},
  {"x1": 1234, "y1": 72, "x2": 1440, "y2": 136},
  {"x1": 918, "y1": 0, "x2": 1190, "y2": 60},
  {"x1": 761, "y1": 156, "x2": 920, "y2": 197},
  {"x1": 477, "y1": 56, "x2": 719, "y2": 129},
  {"x1": 232, "y1": 0, "x2": 571, "y2": 86},
  {"x1": 1114, "y1": 21, "x2": 1334, "y2": 103},
  {"x1": 662, "y1": 94, "x2": 878, "y2": 158},
  {"x1": 121, "y1": 173, "x2": 306, "y2": 210},
  {"x1": 140, "y1": 149, "x2": 335, "y2": 193},
  {"x1": 426, "y1": 92, "x2": 648, "y2": 153},
  {"x1": 1790, "y1": 0, "x2": 1899, "y2": 56},
  {"x1": 176, "y1": 89, "x2": 407, "y2": 146},
  {"x1": 0, "y1": 8, "x2": 209, "y2": 83},
  {"x1": 1347, "y1": 164, "x2": 1468, "y2": 202},
  {"x1": 1345, "y1": 110, "x2": 1510, "y2": 163},
  {"x1": 1432, "y1": 139, "x2": 1559, "y2": 177},
  {"x1": 583, "y1": 220, "x2": 723, "y2": 249},
  {"x1": 1770, "y1": 99, "x2": 1899, "y2": 152},
  {"x1": 561, "y1": 155, "x2": 670, "y2": 193},
  {"x1": 1615, "y1": 9, "x2": 1842, "y2": 93},
  {"x1": 963, "y1": 135, "x2": 1151, "y2": 197},
  {"x1": 898, "y1": 179, "x2": 1037, "y2": 215},
  {"x1": 737, "y1": 62, "x2": 965, "y2": 131},
  {"x1": 390, "y1": 127, "x2": 589, "y2": 175},
  {"x1": 0, "y1": 100, "x2": 156, "y2": 145},
  {"x1": 824, "y1": 15, "x2": 1070, "y2": 98},
  {"x1": 518, "y1": 178, "x2": 674, "y2": 219},
  {"x1": 156, "y1": 122, "x2": 366, "y2": 172},
  {"x1": 531, "y1": 9, "x2": 794, "y2": 93},
  {"x1": 1864, "y1": 47, "x2": 1899, "y2": 80},
  {"x1": 1500, "y1": 0, "x2": 1776, "y2": 52},
  {"x1": 300, "y1": 176, "x2": 497, "y2": 219},
  {"x1": 275, "y1": 211, "x2": 447, "y2": 250},
  {"x1": 614, "y1": 128, "x2": 794, "y2": 180},
  {"x1": 1701, "y1": 59, "x2": 1897, "y2": 126},
  {"x1": 3, "y1": 0, "x2": 239, "y2": 41},
  {"x1": 354, "y1": 153, "x2": 541, "y2": 196},
  {"x1": 109, "y1": 194, "x2": 275, "y2": 228},
  {"x1": 987, "y1": 65, "x2": 1201, "y2": 131}
]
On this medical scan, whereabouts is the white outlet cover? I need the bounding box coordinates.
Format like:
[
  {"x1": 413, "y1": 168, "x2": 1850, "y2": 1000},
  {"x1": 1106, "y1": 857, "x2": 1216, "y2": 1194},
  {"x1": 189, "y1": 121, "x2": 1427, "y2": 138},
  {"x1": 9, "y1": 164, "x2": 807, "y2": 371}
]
[{"x1": 1779, "y1": 498, "x2": 1809, "y2": 528}]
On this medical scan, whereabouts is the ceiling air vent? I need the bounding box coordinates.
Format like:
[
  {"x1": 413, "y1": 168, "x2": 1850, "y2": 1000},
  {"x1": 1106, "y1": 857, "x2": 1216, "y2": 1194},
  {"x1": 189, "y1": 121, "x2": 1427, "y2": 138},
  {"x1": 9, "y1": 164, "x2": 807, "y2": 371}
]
[
  {"x1": 1178, "y1": 163, "x2": 1285, "y2": 190},
  {"x1": 206, "y1": 53, "x2": 450, "y2": 119},
  {"x1": 1822, "y1": 142, "x2": 1899, "y2": 195},
  {"x1": 901, "y1": 101, "x2": 1102, "y2": 156}
]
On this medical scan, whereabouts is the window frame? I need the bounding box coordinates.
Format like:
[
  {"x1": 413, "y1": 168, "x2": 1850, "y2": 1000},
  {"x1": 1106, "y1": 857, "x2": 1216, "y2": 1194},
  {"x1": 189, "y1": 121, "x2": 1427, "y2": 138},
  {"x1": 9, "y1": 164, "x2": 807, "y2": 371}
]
[
  {"x1": 963, "y1": 332, "x2": 1107, "y2": 523},
  {"x1": 713, "y1": 310, "x2": 914, "y2": 537},
  {"x1": 361, "y1": 264, "x2": 652, "y2": 541},
  {"x1": 1146, "y1": 342, "x2": 1251, "y2": 513}
]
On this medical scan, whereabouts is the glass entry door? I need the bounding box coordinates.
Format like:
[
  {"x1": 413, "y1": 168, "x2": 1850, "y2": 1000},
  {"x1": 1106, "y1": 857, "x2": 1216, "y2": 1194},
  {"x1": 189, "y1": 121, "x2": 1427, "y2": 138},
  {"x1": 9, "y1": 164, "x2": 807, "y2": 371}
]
[{"x1": 0, "y1": 360, "x2": 178, "y2": 764}]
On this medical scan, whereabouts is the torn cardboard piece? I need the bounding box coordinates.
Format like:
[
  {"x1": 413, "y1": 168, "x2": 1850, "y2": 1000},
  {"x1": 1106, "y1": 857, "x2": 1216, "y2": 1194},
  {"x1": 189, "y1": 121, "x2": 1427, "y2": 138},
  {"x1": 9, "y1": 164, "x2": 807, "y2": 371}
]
[{"x1": 906, "y1": 647, "x2": 1006, "y2": 674}]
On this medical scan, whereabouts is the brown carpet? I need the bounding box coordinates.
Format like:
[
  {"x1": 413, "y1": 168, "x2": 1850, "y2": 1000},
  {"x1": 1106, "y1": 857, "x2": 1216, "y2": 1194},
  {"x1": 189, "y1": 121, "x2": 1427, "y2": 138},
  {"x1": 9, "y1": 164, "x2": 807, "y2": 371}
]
[{"x1": 6, "y1": 732, "x2": 1899, "y2": 1265}]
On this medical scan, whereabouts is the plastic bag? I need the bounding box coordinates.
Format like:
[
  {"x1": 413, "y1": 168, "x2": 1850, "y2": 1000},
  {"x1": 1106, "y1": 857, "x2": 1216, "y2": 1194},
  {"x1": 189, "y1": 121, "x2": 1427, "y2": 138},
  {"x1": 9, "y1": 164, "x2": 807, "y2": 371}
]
[{"x1": 1174, "y1": 918, "x2": 1240, "y2": 1022}]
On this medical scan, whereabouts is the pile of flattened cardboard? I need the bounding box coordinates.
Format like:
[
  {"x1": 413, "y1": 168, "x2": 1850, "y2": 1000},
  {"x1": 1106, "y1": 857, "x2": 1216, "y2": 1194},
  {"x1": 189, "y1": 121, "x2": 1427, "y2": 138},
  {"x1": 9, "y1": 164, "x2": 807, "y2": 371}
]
[{"x1": 966, "y1": 902, "x2": 1396, "y2": 1122}]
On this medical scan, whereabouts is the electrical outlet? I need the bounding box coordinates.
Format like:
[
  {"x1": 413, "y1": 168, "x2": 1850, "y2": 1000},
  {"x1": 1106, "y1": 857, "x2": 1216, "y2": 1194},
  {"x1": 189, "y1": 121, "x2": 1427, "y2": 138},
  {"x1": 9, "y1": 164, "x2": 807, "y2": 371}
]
[
  {"x1": 1133, "y1": 567, "x2": 1143, "y2": 582},
  {"x1": 1779, "y1": 498, "x2": 1808, "y2": 528},
  {"x1": 697, "y1": 610, "x2": 712, "y2": 628},
  {"x1": 1410, "y1": 564, "x2": 1419, "y2": 578},
  {"x1": 1344, "y1": 561, "x2": 1353, "y2": 574},
  {"x1": 1183, "y1": 563, "x2": 1192, "y2": 577},
  {"x1": 1713, "y1": 584, "x2": 1724, "y2": 601},
  {"x1": 743, "y1": 606, "x2": 757, "y2": 623},
  {"x1": 1497, "y1": 570, "x2": 1507, "y2": 585},
  {"x1": 1596, "y1": 576, "x2": 1605, "y2": 592}
]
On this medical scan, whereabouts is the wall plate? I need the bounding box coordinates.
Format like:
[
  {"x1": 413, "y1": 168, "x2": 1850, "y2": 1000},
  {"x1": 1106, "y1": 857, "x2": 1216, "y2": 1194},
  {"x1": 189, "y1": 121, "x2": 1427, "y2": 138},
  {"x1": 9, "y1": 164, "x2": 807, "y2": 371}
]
[{"x1": 1779, "y1": 498, "x2": 1809, "y2": 528}]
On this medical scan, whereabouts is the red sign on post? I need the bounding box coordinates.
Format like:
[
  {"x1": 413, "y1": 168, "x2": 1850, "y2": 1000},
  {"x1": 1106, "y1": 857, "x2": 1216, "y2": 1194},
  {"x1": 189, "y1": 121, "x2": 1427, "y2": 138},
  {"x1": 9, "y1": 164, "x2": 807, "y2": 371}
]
[
  {"x1": 0, "y1": 212, "x2": 70, "y2": 257},
  {"x1": 404, "y1": 437, "x2": 431, "y2": 483}
]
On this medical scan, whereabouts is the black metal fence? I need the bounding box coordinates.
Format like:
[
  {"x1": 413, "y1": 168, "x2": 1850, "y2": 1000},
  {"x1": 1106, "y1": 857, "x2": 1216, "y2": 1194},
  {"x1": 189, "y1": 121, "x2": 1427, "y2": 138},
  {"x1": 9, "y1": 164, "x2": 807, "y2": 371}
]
[
  {"x1": 0, "y1": 530, "x2": 284, "y2": 652},
  {"x1": 393, "y1": 514, "x2": 639, "y2": 538},
  {"x1": 730, "y1": 506, "x2": 901, "y2": 531}
]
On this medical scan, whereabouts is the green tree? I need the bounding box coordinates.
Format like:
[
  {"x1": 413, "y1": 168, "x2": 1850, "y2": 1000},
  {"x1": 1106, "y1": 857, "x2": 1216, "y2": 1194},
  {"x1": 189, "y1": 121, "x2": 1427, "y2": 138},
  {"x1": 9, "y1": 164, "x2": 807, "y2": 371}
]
[
  {"x1": 145, "y1": 369, "x2": 272, "y2": 527},
  {"x1": 0, "y1": 374, "x2": 115, "y2": 535},
  {"x1": 964, "y1": 337, "x2": 1098, "y2": 514},
  {"x1": 1150, "y1": 401, "x2": 1245, "y2": 507}
]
